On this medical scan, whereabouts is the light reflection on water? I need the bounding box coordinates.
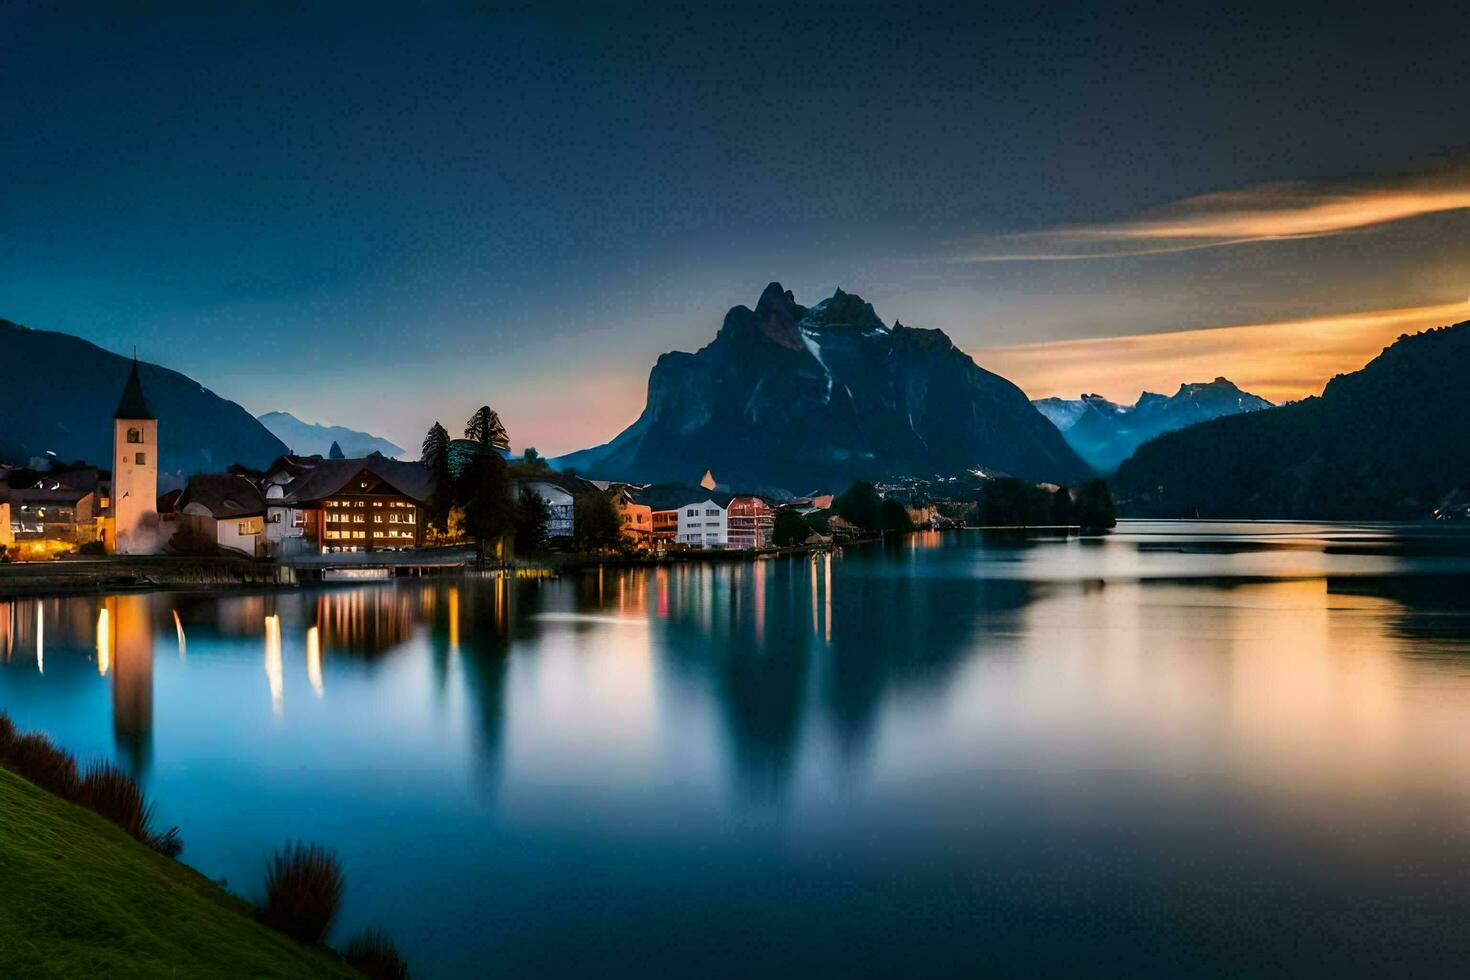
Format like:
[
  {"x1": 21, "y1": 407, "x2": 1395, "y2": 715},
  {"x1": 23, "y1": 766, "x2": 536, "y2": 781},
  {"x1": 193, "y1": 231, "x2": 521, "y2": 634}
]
[{"x1": 5, "y1": 523, "x2": 1470, "y2": 977}]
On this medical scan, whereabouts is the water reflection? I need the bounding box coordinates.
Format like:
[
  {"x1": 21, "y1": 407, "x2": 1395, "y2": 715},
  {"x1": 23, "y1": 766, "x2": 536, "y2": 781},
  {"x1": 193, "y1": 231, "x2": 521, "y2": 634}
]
[{"x1": 5, "y1": 526, "x2": 1470, "y2": 977}]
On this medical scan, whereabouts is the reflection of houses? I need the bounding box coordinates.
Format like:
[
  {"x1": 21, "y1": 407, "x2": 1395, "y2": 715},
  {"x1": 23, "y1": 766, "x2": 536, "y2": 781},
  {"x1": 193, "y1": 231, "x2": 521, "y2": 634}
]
[
  {"x1": 176, "y1": 474, "x2": 268, "y2": 556},
  {"x1": 678, "y1": 498, "x2": 729, "y2": 548},
  {"x1": 727, "y1": 496, "x2": 775, "y2": 549},
  {"x1": 517, "y1": 481, "x2": 574, "y2": 538}
]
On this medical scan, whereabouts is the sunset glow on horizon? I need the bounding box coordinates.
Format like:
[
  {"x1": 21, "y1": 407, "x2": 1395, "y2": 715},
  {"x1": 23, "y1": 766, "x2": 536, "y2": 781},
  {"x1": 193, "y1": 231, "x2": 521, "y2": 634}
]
[{"x1": 976, "y1": 298, "x2": 1470, "y2": 405}]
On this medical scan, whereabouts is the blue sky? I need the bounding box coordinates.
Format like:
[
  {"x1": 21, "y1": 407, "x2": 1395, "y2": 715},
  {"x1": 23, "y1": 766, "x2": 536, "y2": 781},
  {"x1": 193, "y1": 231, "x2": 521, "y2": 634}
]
[{"x1": 4, "y1": 2, "x2": 1469, "y2": 454}]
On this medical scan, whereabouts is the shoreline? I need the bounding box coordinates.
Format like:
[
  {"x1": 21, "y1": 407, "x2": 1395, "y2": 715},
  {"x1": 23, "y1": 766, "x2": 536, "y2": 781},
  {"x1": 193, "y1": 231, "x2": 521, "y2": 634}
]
[{"x1": 0, "y1": 527, "x2": 1124, "y2": 597}]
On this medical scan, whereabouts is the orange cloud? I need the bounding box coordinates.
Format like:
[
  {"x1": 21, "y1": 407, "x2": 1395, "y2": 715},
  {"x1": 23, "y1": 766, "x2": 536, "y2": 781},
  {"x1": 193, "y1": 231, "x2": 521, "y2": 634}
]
[
  {"x1": 956, "y1": 172, "x2": 1470, "y2": 261},
  {"x1": 975, "y1": 300, "x2": 1470, "y2": 404}
]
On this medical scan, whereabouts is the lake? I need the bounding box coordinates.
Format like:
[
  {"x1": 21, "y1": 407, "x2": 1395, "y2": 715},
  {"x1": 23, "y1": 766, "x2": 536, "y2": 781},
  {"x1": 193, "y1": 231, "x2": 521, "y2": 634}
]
[{"x1": 6, "y1": 522, "x2": 1470, "y2": 977}]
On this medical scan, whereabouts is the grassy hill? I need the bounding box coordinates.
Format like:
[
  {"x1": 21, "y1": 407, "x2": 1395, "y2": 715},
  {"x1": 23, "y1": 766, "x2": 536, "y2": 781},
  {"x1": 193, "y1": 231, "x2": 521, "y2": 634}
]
[{"x1": 0, "y1": 767, "x2": 357, "y2": 979}]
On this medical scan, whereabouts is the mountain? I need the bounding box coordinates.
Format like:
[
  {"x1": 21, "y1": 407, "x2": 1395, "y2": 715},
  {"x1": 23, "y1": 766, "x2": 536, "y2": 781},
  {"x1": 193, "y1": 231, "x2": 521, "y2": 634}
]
[
  {"x1": 555, "y1": 283, "x2": 1089, "y2": 490},
  {"x1": 0, "y1": 318, "x2": 287, "y2": 475},
  {"x1": 1035, "y1": 378, "x2": 1273, "y2": 472},
  {"x1": 1113, "y1": 322, "x2": 1470, "y2": 519},
  {"x1": 258, "y1": 411, "x2": 404, "y2": 459}
]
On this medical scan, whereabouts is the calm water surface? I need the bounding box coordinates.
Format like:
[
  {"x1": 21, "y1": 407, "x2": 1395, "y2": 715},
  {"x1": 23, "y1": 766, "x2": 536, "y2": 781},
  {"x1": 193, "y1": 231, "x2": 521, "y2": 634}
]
[{"x1": 6, "y1": 522, "x2": 1470, "y2": 977}]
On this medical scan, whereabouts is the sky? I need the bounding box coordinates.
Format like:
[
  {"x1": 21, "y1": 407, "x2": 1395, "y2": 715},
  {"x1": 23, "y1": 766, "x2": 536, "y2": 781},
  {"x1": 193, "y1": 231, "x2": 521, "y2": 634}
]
[{"x1": 3, "y1": 2, "x2": 1470, "y2": 455}]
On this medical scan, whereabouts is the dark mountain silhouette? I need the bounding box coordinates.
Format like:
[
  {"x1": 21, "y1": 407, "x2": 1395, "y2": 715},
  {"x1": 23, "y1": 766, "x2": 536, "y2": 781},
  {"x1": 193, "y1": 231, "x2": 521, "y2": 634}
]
[
  {"x1": 257, "y1": 411, "x2": 403, "y2": 459},
  {"x1": 1113, "y1": 321, "x2": 1470, "y2": 518},
  {"x1": 0, "y1": 317, "x2": 286, "y2": 475},
  {"x1": 1035, "y1": 378, "x2": 1272, "y2": 472},
  {"x1": 555, "y1": 284, "x2": 1088, "y2": 491}
]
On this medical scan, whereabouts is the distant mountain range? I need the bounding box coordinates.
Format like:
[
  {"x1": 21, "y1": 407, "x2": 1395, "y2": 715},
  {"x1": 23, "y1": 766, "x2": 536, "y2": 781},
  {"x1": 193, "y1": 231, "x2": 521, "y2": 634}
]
[
  {"x1": 1035, "y1": 378, "x2": 1272, "y2": 472},
  {"x1": 258, "y1": 411, "x2": 404, "y2": 459},
  {"x1": 0, "y1": 318, "x2": 286, "y2": 475},
  {"x1": 1114, "y1": 321, "x2": 1470, "y2": 519},
  {"x1": 555, "y1": 283, "x2": 1089, "y2": 491}
]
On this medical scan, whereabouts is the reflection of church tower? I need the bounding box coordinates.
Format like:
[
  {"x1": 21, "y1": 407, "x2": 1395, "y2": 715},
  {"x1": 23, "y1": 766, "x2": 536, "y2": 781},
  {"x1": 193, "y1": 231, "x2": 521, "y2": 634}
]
[
  {"x1": 105, "y1": 595, "x2": 154, "y2": 774},
  {"x1": 111, "y1": 359, "x2": 159, "y2": 555}
]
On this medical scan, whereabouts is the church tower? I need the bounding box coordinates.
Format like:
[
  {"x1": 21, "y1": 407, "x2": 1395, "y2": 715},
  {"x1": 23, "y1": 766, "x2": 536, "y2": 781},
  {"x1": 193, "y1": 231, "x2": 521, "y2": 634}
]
[{"x1": 111, "y1": 359, "x2": 159, "y2": 555}]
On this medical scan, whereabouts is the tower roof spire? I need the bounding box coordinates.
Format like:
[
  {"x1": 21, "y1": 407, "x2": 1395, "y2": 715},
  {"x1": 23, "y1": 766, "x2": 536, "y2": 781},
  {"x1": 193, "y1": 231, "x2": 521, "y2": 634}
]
[{"x1": 114, "y1": 357, "x2": 155, "y2": 420}]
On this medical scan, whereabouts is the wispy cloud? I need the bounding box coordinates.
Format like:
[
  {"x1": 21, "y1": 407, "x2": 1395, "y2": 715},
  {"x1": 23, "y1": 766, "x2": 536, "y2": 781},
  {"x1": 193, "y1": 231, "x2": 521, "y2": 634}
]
[
  {"x1": 975, "y1": 299, "x2": 1470, "y2": 403},
  {"x1": 954, "y1": 170, "x2": 1470, "y2": 262}
]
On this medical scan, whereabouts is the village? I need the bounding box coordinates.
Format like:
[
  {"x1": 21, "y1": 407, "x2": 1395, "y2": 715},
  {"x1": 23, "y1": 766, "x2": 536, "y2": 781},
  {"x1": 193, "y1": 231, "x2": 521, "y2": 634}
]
[{"x1": 0, "y1": 360, "x2": 977, "y2": 568}]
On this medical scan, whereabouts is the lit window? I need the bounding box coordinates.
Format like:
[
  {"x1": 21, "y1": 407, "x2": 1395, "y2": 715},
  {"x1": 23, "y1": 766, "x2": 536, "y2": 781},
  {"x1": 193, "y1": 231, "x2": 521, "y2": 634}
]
[
  {"x1": 373, "y1": 501, "x2": 383, "y2": 507},
  {"x1": 373, "y1": 515, "x2": 382, "y2": 523}
]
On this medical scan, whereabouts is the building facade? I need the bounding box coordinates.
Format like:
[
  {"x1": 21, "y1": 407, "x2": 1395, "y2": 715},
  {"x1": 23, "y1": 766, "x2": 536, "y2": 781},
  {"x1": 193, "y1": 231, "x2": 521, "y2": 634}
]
[
  {"x1": 726, "y1": 496, "x2": 775, "y2": 549},
  {"x1": 283, "y1": 458, "x2": 431, "y2": 553},
  {"x1": 518, "y1": 481, "x2": 574, "y2": 538},
  {"x1": 176, "y1": 474, "x2": 269, "y2": 557},
  {"x1": 617, "y1": 497, "x2": 653, "y2": 546},
  {"x1": 676, "y1": 499, "x2": 728, "y2": 548},
  {"x1": 111, "y1": 360, "x2": 159, "y2": 555}
]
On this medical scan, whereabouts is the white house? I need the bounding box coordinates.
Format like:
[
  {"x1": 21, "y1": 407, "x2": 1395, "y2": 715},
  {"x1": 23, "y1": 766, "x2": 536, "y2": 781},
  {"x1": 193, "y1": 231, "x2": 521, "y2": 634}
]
[
  {"x1": 676, "y1": 498, "x2": 728, "y2": 548},
  {"x1": 176, "y1": 474, "x2": 268, "y2": 557},
  {"x1": 519, "y1": 481, "x2": 575, "y2": 538}
]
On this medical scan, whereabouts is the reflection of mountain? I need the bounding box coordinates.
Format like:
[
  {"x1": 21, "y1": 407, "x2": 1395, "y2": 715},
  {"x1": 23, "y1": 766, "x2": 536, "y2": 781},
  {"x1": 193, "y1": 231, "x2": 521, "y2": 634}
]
[{"x1": 824, "y1": 541, "x2": 1034, "y2": 759}]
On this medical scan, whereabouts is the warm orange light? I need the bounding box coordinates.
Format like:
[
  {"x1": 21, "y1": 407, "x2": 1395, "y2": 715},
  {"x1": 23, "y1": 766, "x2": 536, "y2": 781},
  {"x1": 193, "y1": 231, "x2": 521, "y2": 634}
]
[
  {"x1": 96, "y1": 606, "x2": 110, "y2": 676},
  {"x1": 264, "y1": 614, "x2": 283, "y2": 717},
  {"x1": 306, "y1": 625, "x2": 323, "y2": 697},
  {"x1": 977, "y1": 298, "x2": 1470, "y2": 405}
]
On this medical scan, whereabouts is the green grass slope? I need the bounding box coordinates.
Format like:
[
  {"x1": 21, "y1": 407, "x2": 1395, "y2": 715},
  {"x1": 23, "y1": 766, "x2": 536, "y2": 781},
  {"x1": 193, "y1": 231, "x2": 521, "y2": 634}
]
[{"x1": 0, "y1": 767, "x2": 358, "y2": 979}]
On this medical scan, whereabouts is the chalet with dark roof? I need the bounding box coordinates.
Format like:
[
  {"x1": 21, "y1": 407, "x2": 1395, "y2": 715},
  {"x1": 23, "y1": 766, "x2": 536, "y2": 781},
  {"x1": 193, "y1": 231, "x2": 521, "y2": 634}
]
[{"x1": 281, "y1": 454, "x2": 432, "y2": 553}]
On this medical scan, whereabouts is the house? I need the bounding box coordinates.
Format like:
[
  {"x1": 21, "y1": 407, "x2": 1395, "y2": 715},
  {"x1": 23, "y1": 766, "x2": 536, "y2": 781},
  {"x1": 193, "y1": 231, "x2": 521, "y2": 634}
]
[
  {"x1": 176, "y1": 474, "x2": 268, "y2": 557},
  {"x1": 517, "y1": 481, "x2": 574, "y2": 538},
  {"x1": 7, "y1": 474, "x2": 104, "y2": 551},
  {"x1": 616, "y1": 495, "x2": 654, "y2": 545},
  {"x1": 280, "y1": 455, "x2": 433, "y2": 553},
  {"x1": 630, "y1": 483, "x2": 728, "y2": 544},
  {"x1": 677, "y1": 498, "x2": 729, "y2": 548},
  {"x1": 259, "y1": 454, "x2": 324, "y2": 557},
  {"x1": 726, "y1": 496, "x2": 775, "y2": 549}
]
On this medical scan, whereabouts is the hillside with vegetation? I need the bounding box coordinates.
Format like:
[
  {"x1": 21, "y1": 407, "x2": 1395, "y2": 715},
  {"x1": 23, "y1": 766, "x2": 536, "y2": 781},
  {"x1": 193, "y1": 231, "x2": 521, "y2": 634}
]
[
  {"x1": 1113, "y1": 321, "x2": 1470, "y2": 518},
  {"x1": 0, "y1": 318, "x2": 286, "y2": 475},
  {"x1": 0, "y1": 767, "x2": 357, "y2": 978}
]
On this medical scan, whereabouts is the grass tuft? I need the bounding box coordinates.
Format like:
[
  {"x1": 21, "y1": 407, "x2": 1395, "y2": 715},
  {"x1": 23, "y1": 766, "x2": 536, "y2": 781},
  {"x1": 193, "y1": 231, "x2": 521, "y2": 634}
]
[
  {"x1": 260, "y1": 841, "x2": 345, "y2": 945},
  {"x1": 1, "y1": 731, "x2": 80, "y2": 801},
  {"x1": 76, "y1": 759, "x2": 184, "y2": 857},
  {"x1": 343, "y1": 927, "x2": 411, "y2": 979}
]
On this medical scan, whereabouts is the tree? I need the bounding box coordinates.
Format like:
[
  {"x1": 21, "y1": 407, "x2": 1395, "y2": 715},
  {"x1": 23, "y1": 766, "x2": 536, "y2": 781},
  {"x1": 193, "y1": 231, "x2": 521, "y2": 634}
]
[
  {"x1": 328, "y1": 441, "x2": 345, "y2": 459},
  {"x1": 879, "y1": 498, "x2": 913, "y2": 533},
  {"x1": 420, "y1": 422, "x2": 453, "y2": 535},
  {"x1": 457, "y1": 450, "x2": 514, "y2": 562},
  {"x1": 523, "y1": 447, "x2": 540, "y2": 462},
  {"x1": 513, "y1": 486, "x2": 551, "y2": 555},
  {"x1": 772, "y1": 508, "x2": 811, "y2": 547},
  {"x1": 573, "y1": 490, "x2": 622, "y2": 554},
  {"x1": 834, "y1": 481, "x2": 882, "y2": 531},
  {"x1": 465, "y1": 406, "x2": 510, "y2": 452},
  {"x1": 1072, "y1": 478, "x2": 1117, "y2": 530}
]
